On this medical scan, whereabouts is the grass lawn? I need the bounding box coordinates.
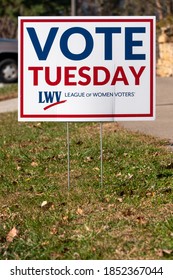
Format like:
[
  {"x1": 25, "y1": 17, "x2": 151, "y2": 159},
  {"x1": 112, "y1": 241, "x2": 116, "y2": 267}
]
[
  {"x1": 0, "y1": 111, "x2": 173, "y2": 260},
  {"x1": 0, "y1": 84, "x2": 18, "y2": 101}
]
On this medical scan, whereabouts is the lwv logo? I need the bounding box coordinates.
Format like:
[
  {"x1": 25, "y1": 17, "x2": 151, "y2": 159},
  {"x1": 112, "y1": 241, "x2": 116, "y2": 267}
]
[{"x1": 38, "y1": 91, "x2": 67, "y2": 110}]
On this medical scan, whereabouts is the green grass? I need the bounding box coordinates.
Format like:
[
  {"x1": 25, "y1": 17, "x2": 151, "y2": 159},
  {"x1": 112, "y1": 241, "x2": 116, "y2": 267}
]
[
  {"x1": 0, "y1": 84, "x2": 18, "y2": 101},
  {"x1": 0, "y1": 113, "x2": 173, "y2": 260}
]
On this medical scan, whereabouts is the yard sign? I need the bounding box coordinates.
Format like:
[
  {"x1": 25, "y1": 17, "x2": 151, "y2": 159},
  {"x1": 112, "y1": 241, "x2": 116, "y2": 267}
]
[{"x1": 18, "y1": 16, "x2": 155, "y2": 122}]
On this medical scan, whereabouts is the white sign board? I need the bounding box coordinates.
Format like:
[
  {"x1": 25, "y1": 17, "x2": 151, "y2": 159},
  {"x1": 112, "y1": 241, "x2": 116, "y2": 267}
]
[{"x1": 18, "y1": 16, "x2": 155, "y2": 122}]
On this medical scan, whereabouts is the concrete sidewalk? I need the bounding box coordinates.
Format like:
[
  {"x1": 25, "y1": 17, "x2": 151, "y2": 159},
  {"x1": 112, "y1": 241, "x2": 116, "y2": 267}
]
[
  {"x1": 0, "y1": 97, "x2": 18, "y2": 113},
  {"x1": 0, "y1": 78, "x2": 173, "y2": 145},
  {"x1": 119, "y1": 77, "x2": 173, "y2": 145}
]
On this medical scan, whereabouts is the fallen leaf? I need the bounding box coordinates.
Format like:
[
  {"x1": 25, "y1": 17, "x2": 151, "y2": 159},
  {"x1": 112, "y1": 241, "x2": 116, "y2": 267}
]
[
  {"x1": 58, "y1": 153, "x2": 66, "y2": 159},
  {"x1": 76, "y1": 207, "x2": 83, "y2": 215},
  {"x1": 125, "y1": 173, "x2": 133, "y2": 180},
  {"x1": 35, "y1": 123, "x2": 41, "y2": 127},
  {"x1": 166, "y1": 162, "x2": 173, "y2": 169},
  {"x1": 156, "y1": 249, "x2": 163, "y2": 257},
  {"x1": 116, "y1": 172, "x2": 122, "y2": 177},
  {"x1": 50, "y1": 227, "x2": 58, "y2": 235},
  {"x1": 84, "y1": 156, "x2": 93, "y2": 162},
  {"x1": 93, "y1": 167, "x2": 99, "y2": 171},
  {"x1": 84, "y1": 224, "x2": 91, "y2": 231},
  {"x1": 31, "y1": 161, "x2": 38, "y2": 167},
  {"x1": 33, "y1": 123, "x2": 42, "y2": 129},
  {"x1": 156, "y1": 248, "x2": 173, "y2": 257},
  {"x1": 41, "y1": 201, "x2": 54, "y2": 211},
  {"x1": 146, "y1": 192, "x2": 155, "y2": 197},
  {"x1": 6, "y1": 227, "x2": 19, "y2": 243},
  {"x1": 162, "y1": 249, "x2": 173, "y2": 255},
  {"x1": 73, "y1": 252, "x2": 80, "y2": 259},
  {"x1": 41, "y1": 201, "x2": 48, "y2": 207},
  {"x1": 41, "y1": 241, "x2": 49, "y2": 246}
]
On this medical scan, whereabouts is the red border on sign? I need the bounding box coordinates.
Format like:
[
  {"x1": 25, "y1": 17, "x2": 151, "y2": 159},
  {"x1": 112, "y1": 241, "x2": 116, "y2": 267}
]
[{"x1": 20, "y1": 18, "x2": 154, "y2": 119}]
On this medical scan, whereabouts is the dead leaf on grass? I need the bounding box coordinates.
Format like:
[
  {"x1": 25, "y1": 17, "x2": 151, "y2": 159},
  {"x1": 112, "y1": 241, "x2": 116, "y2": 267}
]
[
  {"x1": 146, "y1": 191, "x2": 155, "y2": 197},
  {"x1": 165, "y1": 162, "x2": 173, "y2": 169},
  {"x1": 156, "y1": 249, "x2": 164, "y2": 257},
  {"x1": 93, "y1": 167, "x2": 99, "y2": 171},
  {"x1": 156, "y1": 249, "x2": 173, "y2": 257},
  {"x1": 31, "y1": 161, "x2": 38, "y2": 167},
  {"x1": 50, "y1": 227, "x2": 58, "y2": 235},
  {"x1": 41, "y1": 241, "x2": 49, "y2": 246},
  {"x1": 73, "y1": 252, "x2": 80, "y2": 259},
  {"x1": 41, "y1": 201, "x2": 55, "y2": 211},
  {"x1": 84, "y1": 224, "x2": 91, "y2": 231},
  {"x1": 16, "y1": 165, "x2": 21, "y2": 171},
  {"x1": 84, "y1": 156, "x2": 93, "y2": 163},
  {"x1": 33, "y1": 123, "x2": 42, "y2": 129},
  {"x1": 116, "y1": 172, "x2": 122, "y2": 177},
  {"x1": 117, "y1": 198, "x2": 123, "y2": 203},
  {"x1": 6, "y1": 227, "x2": 19, "y2": 243},
  {"x1": 162, "y1": 249, "x2": 173, "y2": 255},
  {"x1": 41, "y1": 201, "x2": 48, "y2": 207},
  {"x1": 76, "y1": 207, "x2": 84, "y2": 215},
  {"x1": 125, "y1": 173, "x2": 133, "y2": 180}
]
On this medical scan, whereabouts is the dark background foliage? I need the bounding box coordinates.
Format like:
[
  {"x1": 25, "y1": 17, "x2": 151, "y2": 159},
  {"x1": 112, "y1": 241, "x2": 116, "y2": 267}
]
[{"x1": 0, "y1": 0, "x2": 173, "y2": 38}]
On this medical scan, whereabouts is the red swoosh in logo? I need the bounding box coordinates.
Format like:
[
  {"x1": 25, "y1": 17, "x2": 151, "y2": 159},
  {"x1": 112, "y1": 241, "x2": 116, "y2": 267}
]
[{"x1": 44, "y1": 100, "x2": 67, "y2": 110}]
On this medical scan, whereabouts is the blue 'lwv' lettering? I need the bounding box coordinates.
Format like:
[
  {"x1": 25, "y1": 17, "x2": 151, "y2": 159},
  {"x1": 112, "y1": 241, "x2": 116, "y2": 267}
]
[
  {"x1": 27, "y1": 27, "x2": 58, "y2": 60},
  {"x1": 39, "y1": 91, "x2": 61, "y2": 103}
]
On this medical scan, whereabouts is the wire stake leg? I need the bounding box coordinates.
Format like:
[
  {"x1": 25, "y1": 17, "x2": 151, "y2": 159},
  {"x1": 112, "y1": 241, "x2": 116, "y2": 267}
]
[
  {"x1": 67, "y1": 122, "x2": 70, "y2": 190},
  {"x1": 100, "y1": 122, "x2": 103, "y2": 187}
]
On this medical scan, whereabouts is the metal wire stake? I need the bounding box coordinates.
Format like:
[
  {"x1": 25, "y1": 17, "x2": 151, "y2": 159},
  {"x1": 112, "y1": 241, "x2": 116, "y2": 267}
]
[
  {"x1": 67, "y1": 122, "x2": 70, "y2": 190},
  {"x1": 100, "y1": 122, "x2": 103, "y2": 187}
]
